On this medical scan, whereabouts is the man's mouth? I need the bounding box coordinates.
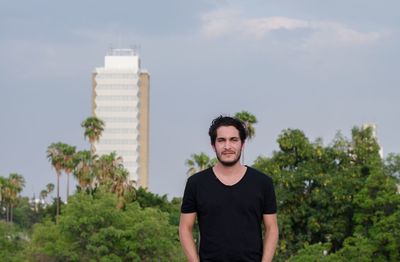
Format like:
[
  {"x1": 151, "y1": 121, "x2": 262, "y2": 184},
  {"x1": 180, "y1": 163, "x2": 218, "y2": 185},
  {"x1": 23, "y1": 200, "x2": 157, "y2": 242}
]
[{"x1": 222, "y1": 151, "x2": 235, "y2": 155}]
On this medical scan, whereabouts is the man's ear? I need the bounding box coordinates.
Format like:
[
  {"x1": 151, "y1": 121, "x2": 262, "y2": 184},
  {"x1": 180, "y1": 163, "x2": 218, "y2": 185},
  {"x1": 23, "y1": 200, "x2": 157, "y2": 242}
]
[{"x1": 211, "y1": 144, "x2": 216, "y2": 152}]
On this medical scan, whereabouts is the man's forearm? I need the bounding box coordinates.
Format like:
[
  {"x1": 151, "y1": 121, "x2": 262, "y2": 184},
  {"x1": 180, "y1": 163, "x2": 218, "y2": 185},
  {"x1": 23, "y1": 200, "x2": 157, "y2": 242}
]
[
  {"x1": 262, "y1": 226, "x2": 279, "y2": 262},
  {"x1": 179, "y1": 228, "x2": 199, "y2": 262}
]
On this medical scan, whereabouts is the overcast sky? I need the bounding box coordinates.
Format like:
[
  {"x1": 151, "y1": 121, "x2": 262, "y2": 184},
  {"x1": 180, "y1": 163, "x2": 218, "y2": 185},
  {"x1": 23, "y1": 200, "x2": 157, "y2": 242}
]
[{"x1": 1, "y1": 0, "x2": 399, "y2": 200}]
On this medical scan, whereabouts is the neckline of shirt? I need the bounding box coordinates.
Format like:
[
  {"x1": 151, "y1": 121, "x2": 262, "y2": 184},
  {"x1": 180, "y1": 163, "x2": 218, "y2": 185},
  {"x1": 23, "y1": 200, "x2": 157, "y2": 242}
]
[{"x1": 211, "y1": 165, "x2": 249, "y2": 187}]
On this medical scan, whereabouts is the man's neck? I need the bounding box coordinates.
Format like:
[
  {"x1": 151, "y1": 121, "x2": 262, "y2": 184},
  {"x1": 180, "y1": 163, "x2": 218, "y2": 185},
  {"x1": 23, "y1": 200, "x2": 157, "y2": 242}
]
[{"x1": 213, "y1": 162, "x2": 246, "y2": 177}]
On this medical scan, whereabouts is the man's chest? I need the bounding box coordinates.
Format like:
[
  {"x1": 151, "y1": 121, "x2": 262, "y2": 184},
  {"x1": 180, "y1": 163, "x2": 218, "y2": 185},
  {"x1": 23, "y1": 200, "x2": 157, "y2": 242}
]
[{"x1": 196, "y1": 183, "x2": 264, "y2": 216}]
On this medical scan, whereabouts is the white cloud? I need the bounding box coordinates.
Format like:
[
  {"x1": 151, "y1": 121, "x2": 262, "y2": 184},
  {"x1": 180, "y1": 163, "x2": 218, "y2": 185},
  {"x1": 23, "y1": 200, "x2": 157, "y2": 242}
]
[
  {"x1": 200, "y1": 9, "x2": 241, "y2": 38},
  {"x1": 200, "y1": 8, "x2": 384, "y2": 47},
  {"x1": 243, "y1": 17, "x2": 310, "y2": 38}
]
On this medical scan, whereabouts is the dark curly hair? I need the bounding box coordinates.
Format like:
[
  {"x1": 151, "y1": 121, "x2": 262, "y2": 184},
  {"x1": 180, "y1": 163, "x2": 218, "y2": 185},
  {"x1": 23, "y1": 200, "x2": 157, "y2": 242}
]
[{"x1": 208, "y1": 115, "x2": 247, "y2": 145}]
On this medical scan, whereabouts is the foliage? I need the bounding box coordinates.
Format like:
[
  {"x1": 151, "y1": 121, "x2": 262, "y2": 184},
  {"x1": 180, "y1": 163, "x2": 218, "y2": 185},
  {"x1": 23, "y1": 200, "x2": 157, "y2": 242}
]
[
  {"x1": 234, "y1": 110, "x2": 257, "y2": 140},
  {"x1": 4, "y1": 114, "x2": 400, "y2": 261},
  {"x1": 254, "y1": 126, "x2": 400, "y2": 261},
  {"x1": 135, "y1": 187, "x2": 182, "y2": 226},
  {"x1": 385, "y1": 152, "x2": 400, "y2": 180},
  {"x1": 288, "y1": 242, "x2": 332, "y2": 262},
  {"x1": 0, "y1": 221, "x2": 27, "y2": 261},
  {"x1": 27, "y1": 192, "x2": 185, "y2": 261},
  {"x1": 81, "y1": 116, "x2": 105, "y2": 145},
  {"x1": 234, "y1": 110, "x2": 257, "y2": 163},
  {"x1": 185, "y1": 152, "x2": 216, "y2": 176},
  {"x1": 0, "y1": 173, "x2": 25, "y2": 223}
]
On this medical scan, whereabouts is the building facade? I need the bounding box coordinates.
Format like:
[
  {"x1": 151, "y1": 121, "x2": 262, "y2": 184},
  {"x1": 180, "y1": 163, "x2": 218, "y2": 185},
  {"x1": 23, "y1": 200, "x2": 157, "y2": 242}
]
[{"x1": 92, "y1": 49, "x2": 149, "y2": 188}]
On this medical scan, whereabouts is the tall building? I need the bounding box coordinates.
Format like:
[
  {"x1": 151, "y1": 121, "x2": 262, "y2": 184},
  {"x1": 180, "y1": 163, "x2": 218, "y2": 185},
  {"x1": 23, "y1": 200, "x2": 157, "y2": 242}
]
[{"x1": 92, "y1": 48, "x2": 150, "y2": 188}]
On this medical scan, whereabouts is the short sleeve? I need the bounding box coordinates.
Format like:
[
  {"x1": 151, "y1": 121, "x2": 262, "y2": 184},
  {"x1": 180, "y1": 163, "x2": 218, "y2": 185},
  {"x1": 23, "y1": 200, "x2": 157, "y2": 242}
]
[
  {"x1": 263, "y1": 177, "x2": 277, "y2": 214},
  {"x1": 181, "y1": 178, "x2": 197, "y2": 213}
]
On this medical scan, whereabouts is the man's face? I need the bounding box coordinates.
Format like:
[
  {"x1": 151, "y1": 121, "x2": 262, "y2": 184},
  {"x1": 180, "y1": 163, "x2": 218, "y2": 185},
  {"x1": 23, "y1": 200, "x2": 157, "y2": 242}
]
[{"x1": 213, "y1": 125, "x2": 244, "y2": 166}]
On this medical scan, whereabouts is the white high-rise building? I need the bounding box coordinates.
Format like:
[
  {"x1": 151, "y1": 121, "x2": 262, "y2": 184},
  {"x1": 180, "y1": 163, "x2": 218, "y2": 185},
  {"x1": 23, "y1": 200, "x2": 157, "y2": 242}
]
[{"x1": 92, "y1": 48, "x2": 150, "y2": 188}]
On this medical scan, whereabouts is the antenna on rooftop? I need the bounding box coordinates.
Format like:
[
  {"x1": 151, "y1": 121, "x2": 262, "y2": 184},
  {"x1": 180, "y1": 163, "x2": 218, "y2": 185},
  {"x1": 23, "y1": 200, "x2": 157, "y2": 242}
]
[{"x1": 131, "y1": 44, "x2": 141, "y2": 55}]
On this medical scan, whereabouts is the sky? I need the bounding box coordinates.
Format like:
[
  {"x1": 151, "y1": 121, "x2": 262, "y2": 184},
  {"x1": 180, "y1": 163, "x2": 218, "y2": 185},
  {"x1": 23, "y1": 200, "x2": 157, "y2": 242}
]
[{"x1": 1, "y1": 0, "x2": 399, "y2": 200}]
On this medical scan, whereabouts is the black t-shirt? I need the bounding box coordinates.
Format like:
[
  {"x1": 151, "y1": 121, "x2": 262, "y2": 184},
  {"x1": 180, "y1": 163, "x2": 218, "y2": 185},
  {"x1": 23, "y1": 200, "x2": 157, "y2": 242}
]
[{"x1": 181, "y1": 166, "x2": 277, "y2": 262}]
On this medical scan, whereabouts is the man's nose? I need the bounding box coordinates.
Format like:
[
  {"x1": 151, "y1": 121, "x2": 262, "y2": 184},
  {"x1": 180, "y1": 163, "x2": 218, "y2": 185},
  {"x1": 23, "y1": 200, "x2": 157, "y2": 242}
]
[{"x1": 223, "y1": 141, "x2": 232, "y2": 149}]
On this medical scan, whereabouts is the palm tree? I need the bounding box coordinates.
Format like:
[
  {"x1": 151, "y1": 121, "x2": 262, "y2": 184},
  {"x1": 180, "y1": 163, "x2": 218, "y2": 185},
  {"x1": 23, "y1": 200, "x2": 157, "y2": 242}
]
[
  {"x1": 46, "y1": 183, "x2": 55, "y2": 195},
  {"x1": 39, "y1": 190, "x2": 48, "y2": 206},
  {"x1": 47, "y1": 142, "x2": 65, "y2": 220},
  {"x1": 0, "y1": 176, "x2": 5, "y2": 204},
  {"x1": 0, "y1": 176, "x2": 11, "y2": 221},
  {"x1": 81, "y1": 116, "x2": 105, "y2": 154},
  {"x1": 7, "y1": 173, "x2": 25, "y2": 222},
  {"x1": 93, "y1": 152, "x2": 134, "y2": 208},
  {"x1": 234, "y1": 111, "x2": 258, "y2": 164},
  {"x1": 185, "y1": 152, "x2": 217, "y2": 176},
  {"x1": 73, "y1": 150, "x2": 95, "y2": 193},
  {"x1": 112, "y1": 167, "x2": 133, "y2": 209},
  {"x1": 95, "y1": 152, "x2": 123, "y2": 186},
  {"x1": 62, "y1": 144, "x2": 76, "y2": 201}
]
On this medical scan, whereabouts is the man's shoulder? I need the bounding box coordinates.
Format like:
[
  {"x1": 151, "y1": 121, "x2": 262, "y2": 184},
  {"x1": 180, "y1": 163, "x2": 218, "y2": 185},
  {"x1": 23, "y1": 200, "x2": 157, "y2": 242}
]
[
  {"x1": 246, "y1": 166, "x2": 274, "y2": 183},
  {"x1": 187, "y1": 167, "x2": 213, "y2": 184}
]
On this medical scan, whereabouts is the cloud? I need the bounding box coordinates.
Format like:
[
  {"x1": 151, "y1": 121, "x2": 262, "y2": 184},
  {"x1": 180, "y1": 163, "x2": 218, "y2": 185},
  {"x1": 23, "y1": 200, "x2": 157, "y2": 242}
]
[
  {"x1": 243, "y1": 17, "x2": 309, "y2": 37},
  {"x1": 200, "y1": 8, "x2": 384, "y2": 47}
]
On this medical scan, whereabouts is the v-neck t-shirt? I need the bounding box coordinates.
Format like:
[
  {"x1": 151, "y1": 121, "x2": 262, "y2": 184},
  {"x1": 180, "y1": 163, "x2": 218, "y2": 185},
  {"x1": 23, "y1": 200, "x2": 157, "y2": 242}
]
[{"x1": 181, "y1": 166, "x2": 277, "y2": 261}]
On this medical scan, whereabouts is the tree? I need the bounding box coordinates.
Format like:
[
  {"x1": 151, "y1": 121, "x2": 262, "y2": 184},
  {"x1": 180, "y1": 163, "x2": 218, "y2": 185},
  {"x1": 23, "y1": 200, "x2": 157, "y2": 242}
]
[
  {"x1": 46, "y1": 142, "x2": 65, "y2": 220},
  {"x1": 39, "y1": 190, "x2": 48, "y2": 203},
  {"x1": 61, "y1": 144, "x2": 76, "y2": 201},
  {"x1": 253, "y1": 126, "x2": 400, "y2": 261},
  {"x1": 1, "y1": 176, "x2": 12, "y2": 221},
  {"x1": 234, "y1": 111, "x2": 257, "y2": 163},
  {"x1": 81, "y1": 116, "x2": 105, "y2": 154},
  {"x1": 385, "y1": 153, "x2": 400, "y2": 180},
  {"x1": 6, "y1": 173, "x2": 25, "y2": 223},
  {"x1": 73, "y1": 150, "x2": 95, "y2": 193},
  {"x1": 0, "y1": 176, "x2": 8, "y2": 220},
  {"x1": 0, "y1": 221, "x2": 27, "y2": 261},
  {"x1": 185, "y1": 152, "x2": 216, "y2": 176},
  {"x1": 93, "y1": 152, "x2": 136, "y2": 209},
  {"x1": 46, "y1": 183, "x2": 55, "y2": 196},
  {"x1": 28, "y1": 192, "x2": 185, "y2": 261},
  {"x1": 94, "y1": 152, "x2": 123, "y2": 185}
]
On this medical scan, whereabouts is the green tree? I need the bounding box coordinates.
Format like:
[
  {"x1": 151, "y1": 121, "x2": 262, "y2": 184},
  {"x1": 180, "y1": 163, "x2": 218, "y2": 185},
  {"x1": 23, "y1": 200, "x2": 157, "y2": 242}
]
[
  {"x1": 73, "y1": 150, "x2": 95, "y2": 193},
  {"x1": 234, "y1": 110, "x2": 257, "y2": 163},
  {"x1": 254, "y1": 126, "x2": 400, "y2": 261},
  {"x1": 62, "y1": 144, "x2": 76, "y2": 201},
  {"x1": 0, "y1": 176, "x2": 10, "y2": 220},
  {"x1": 0, "y1": 221, "x2": 27, "y2": 261},
  {"x1": 81, "y1": 116, "x2": 105, "y2": 154},
  {"x1": 94, "y1": 152, "x2": 136, "y2": 209},
  {"x1": 6, "y1": 173, "x2": 25, "y2": 223},
  {"x1": 136, "y1": 187, "x2": 182, "y2": 226},
  {"x1": 28, "y1": 192, "x2": 185, "y2": 261},
  {"x1": 46, "y1": 183, "x2": 54, "y2": 195},
  {"x1": 385, "y1": 153, "x2": 400, "y2": 180},
  {"x1": 46, "y1": 142, "x2": 65, "y2": 220},
  {"x1": 39, "y1": 190, "x2": 47, "y2": 204},
  {"x1": 185, "y1": 152, "x2": 216, "y2": 176}
]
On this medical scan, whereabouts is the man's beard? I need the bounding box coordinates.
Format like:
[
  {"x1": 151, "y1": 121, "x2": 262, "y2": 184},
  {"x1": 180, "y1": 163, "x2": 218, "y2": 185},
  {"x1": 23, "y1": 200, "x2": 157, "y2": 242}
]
[{"x1": 216, "y1": 151, "x2": 242, "y2": 167}]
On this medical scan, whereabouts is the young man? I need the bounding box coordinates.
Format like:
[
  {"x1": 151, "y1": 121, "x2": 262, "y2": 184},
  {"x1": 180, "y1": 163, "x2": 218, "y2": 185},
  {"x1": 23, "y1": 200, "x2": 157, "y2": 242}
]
[{"x1": 179, "y1": 116, "x2": 279, "y2": 262}]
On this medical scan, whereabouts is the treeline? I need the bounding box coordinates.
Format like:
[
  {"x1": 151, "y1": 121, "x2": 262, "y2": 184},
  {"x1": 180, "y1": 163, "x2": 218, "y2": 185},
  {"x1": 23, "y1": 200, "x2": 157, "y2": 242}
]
[
  {"x1": 253, "y1": 126, "x2": 400, "y2": 261},
  {"x1": 1, "y1": 116, "x2": 187, "y2": 261},
  {"x1": 0, "y1": 188, "x2": 185, "y2": 261},
  {"x1": 1, "y1": 113, "x2": 400, "y2": 261}
]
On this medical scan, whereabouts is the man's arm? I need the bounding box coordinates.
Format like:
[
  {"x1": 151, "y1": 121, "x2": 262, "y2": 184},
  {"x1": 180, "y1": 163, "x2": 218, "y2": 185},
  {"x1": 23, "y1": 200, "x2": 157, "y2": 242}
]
[
  {"x1": 179, "y1": 212, "x2": 199, "y2": 262},
  {"x1": 261, "y1": 214, "x2": 279, "y2": 262}
]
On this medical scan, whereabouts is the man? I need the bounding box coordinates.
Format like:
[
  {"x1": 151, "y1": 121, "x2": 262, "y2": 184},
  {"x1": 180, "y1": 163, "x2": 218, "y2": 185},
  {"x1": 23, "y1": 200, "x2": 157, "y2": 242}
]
[{"x1": 179, "y1": 116, "x2": 278, "y2": 262}]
